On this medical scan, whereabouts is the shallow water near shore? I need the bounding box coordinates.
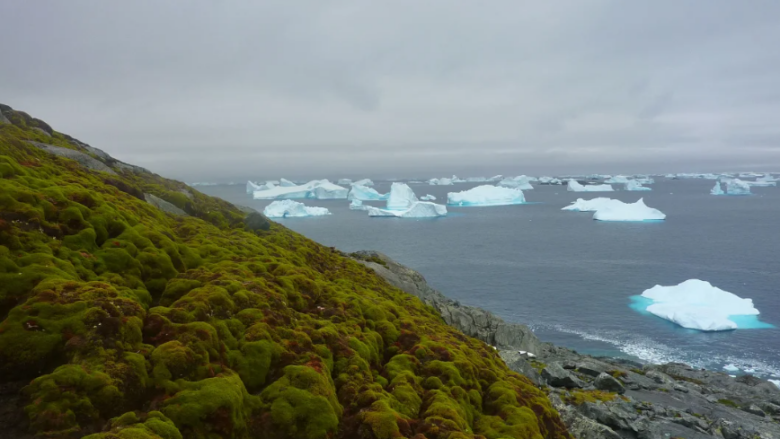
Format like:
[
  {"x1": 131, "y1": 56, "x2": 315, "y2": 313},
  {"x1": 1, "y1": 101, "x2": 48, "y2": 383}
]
[{"x1": 199, "y1": 179, "x2": 780, "y2": 380}]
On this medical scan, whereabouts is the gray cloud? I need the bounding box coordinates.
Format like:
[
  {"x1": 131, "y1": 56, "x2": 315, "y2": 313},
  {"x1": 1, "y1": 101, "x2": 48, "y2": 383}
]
[{"x1": 2, "y1": 0, "x2": 779, "y2": 181}]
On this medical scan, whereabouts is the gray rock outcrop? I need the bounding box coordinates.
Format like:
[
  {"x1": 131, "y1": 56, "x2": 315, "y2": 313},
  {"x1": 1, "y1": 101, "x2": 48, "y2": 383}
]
[
  {"x1": 28, "y1": 141, "x2": 117, "y2": 175},
  {"x1": 594, "y1": 373, "x2": 625, "y2": 394},
  {"x1": 144, "y1": 193, "x2": 188, "y2": 216}
]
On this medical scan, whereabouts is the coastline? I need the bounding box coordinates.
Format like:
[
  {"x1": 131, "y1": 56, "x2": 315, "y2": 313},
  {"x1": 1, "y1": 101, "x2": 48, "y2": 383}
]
[{"x1": 352, "y1": 250, "x2": 780, "y2": 439}]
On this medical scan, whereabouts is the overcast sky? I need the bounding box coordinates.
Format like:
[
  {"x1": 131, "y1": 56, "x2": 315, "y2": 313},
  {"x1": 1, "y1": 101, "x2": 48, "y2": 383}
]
[{"x1": 2, "y1": 1, "x2": 780, "y2": 181}]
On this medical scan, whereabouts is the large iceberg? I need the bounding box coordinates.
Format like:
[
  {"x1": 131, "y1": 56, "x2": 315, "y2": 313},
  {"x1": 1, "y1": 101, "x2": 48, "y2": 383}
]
[
  {"x1": 725, "y1": 179, "x2": 752, "y2": 195},
  {"x1": 420, "y1": 194, "x2": 436, "y2": 201},
  {"x1": 349, "y1": 199, "x2": 368, "y2": 211},
  {"x1": 349, "y1": 184, "x2": 389, "y2": 201},
  {"x1": 263, "y1": 200, "x2": 331, "y2": 218},
  {"x1": 247, "y1": 180, "x2": 276, "y2": 194},
  {"x1": 352, "y1": 178, "x2": 374, "y2": 187},
  {"x1": 562, "y1": 197, "x2": 624, "y2": 212},
  {"x1": 386, "y1": 183, "x2": 419, "y2": 210},
  {"x1": 367, "y1": 202, "x2": 447, "y2": 218},
  {"x1": 253, "y1": 179, "x2": 349, "y2": 200},
  {"x1": 567, "y1": 180, "x2": 614, "y2": 192},
  {"x1": 624, "y1": 180, "x2": 652, "y2": 191},
  {"x1": 279, "y1": 178, "x2": 296, "y2": 187},
  {"x1": 639, "y1": 279, "x2": 761, "y2": 331},
  {"x1": 711, "y1": 182, "x2": 725, "y2": 195},
  {"x1": 447, "y1": 185, "x2": 526, "y2": 206},
  {"x1": 498, "y1": 176, "x2": 534, "y2": 190},
  {"x1": 605, "y1": 175, "x2": 631, "y2": 184},
  {"x1": 592, "y1": 198, "x2": 666, "y2": 221}
]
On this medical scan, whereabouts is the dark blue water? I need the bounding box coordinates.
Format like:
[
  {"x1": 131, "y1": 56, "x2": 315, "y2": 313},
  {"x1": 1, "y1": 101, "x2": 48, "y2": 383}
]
[{"x1": 199, "y1": 180, "x2": 780, "y2": 379}]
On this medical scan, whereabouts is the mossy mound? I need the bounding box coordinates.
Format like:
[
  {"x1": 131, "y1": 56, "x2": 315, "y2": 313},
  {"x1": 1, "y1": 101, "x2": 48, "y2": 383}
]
[{"x1": 0, "y1": 104, "x2": 571, "y2": 439}]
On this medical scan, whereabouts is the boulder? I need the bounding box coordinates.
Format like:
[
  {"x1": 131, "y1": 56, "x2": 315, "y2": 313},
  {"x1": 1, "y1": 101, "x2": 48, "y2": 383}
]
[
  {"x1": 28, "y1": 141, "x2": 117, "y2": 175},
  {"x1": 542, "y1": 363, "x2": 585, "y2": 388},
  {"x1": 594, "y1": 373, "x2": 626, "y2": 394},
  {"x1": 144, "y1": 193, "x2": 188, "y2": 216},
  {"x1": 244, "y1": 211, "x2": 271, "y2": 231}
]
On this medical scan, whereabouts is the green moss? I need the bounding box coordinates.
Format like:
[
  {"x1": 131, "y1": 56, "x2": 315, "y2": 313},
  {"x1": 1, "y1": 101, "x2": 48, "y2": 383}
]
[
  {"x1": 718, "y1": 399, "x2": 739, "y2": 408},
  {"x1": 563, "y1": 390, "x2": 619, "y2": 405}
]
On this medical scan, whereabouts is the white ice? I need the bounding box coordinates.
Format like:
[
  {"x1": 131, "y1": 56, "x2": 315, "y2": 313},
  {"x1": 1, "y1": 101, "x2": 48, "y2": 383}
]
[
  {"x1": 263, "y1": 200, "x2": 331, "y2": 218},
  {"x1": 605, "y1": 175, "x2": 631, "y2": 184},
  {"x1": 770, "y1": 379, "x2": 780, "y2": 389},
  {"x1": 247, "y1": 180, "x2": 276, "y2": 194},
  {"x1": 498, "y1": 176, "x2": 534, "y2": 190},
  {"x1": 352, "y1": 178, "x2": 374, "y2": 187},
  {"x1": 420, "y1": 194, "x2": 436, "y2": 201},
  {"x1": 625, "y1": 180, "x2": 652, "y2": 191},
  {"x1": 747, "y1": 178, "x2": 777, "y2": 187},
  {"x1": 567, "y1": 180, "x2": 614, "y2": 192},
  {"x1": 386, "y1": 182, "x2": 419, "y2": 210},
  {"x1": 723, "y1": 364, "x2": 740, "y2": 372},
  {"x1": 538, "y1": 176, "x2": 563, "y2": 185},
  {"x1": 640, "y1": 280, "x2": 761, "y2": 331},
  {"x1": 429, "y1": 176, "x2": 455, "y2": 185},
  {"x1": 711, "y1": 182, "x2": 725, "y2": 195},
  {"x1": 593, "y1": 198, "x2": 666, "y2": 221},
  {"x1": 349, "y1": 199, "x2": 368, "y2": 211},
  {"x1": 447, "y1": 185, "x2": 526, "y2": 206},
  {"x1": 279, "y1": 178, "x2": 296, "y2": 187},
  {"x1": 349, "y1": 184, "x2": 389, "y2": 201},
  {"x1": 337, "y1": 178, "x2": 352, "y2": 185},
  {"x1": 562, "y1": 197, "x2": 624, "y2": 212},
  {"x1": 253, "y1": 179, "x2": 349, "y2": 200},
  {"x1": 367, "y1": 201, "x2": 447, "y2": 218},
  {"x1": 725, "y1": 179, "x2": 752, "y2": 195}
]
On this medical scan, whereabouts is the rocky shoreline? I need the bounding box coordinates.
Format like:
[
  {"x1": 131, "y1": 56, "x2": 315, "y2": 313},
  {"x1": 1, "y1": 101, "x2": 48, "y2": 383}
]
[{"x1": 352, "y1": 250, "x2": 780, "y2": 439}]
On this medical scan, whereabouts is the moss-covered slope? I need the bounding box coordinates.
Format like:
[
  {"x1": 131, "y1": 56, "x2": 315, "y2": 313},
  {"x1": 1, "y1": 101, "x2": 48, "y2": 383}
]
[{"x1": 0, "y1": 104, "x2": 571, "y2": 439}]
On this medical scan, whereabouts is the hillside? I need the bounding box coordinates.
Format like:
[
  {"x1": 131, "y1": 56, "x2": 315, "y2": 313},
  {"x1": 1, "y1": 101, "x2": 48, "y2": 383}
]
[{"x1": 0, "y1": 103, "x2": 570, "y2": 439}]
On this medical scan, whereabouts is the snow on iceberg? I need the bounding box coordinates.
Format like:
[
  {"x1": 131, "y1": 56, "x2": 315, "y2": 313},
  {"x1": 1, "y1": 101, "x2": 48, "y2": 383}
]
[
  {"x1": 263, "y1": 200, "x2": 331, "y2": 218},
  {"x1": 386, "y1": 183, "x2": 419, "y2": 210},
  {"x1": 605, "y1": 175, "x2": 631, "y2": 184},
  {"x1": 367, "y1": 202, "x2": 447, "y2": 218},
  {"x1": 253, "y1": 179, "x2": 349, "y2": 200},
  {"x1": 593, "y1": 198, "x2": 665, "y2": 221},
  {"x1": 349, "y1": 199, "x2": 368, "y2": 211},
  {"x1": 711, "y1": 182, "x2": 725, "y2": 195},
  {"x1": 567, "y1": 179, "x2": 614, "y2": 192},
  {"x1": 279, "y1": 178, "x2": 296, "y2": 187},
  {"x1": 420, "y1": 194, "x2": 436, "y2": 201},
  {"x1": 349, "y1": 184, "x2": 389, "y2": 201},
  {"x1": 429, "y1": 177, "x2": 455, "y2": 186},
  {"x1": 624, "y1": 180, "x2": 652, "y2": 191},
  {"x1": 562, "y1": 198, "x2": 624, "y2": 212},
  {"x1": 498, "y1": 176, "x2": 534, "y2": 190},
  {"x1": 725, "y1": 179, "x2": 752, "y2": 195},
  {"x1": 352, "y1": 178, "x2": 374, "y2": 187},
  {"x1": 447, "y1": 185, "x2": 525, "y2": 206},
  {"x1": 746, "y1": 178, "x2": 777, "y2": 187},
  {"x1": 247, "y1": 180, "x2": 276, "y2": 194},
  {"x1": 538, "y1": 176, "x2": 562, "y2": 185},
  {"x1": 639, "y1": 279, "x2": 762, "y2": 331}
]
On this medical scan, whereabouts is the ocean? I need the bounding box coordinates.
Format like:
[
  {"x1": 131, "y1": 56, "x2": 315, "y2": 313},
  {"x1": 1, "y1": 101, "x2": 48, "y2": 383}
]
[{"x1": 198, "y1": 179, "x2": 780, "y2": 380}]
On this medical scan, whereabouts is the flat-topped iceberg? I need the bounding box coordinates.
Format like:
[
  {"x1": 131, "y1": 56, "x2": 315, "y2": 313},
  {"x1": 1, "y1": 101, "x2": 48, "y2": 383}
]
[
  {"x1": 592, "y1": 198, "x2": 666, "y2": 221},
  {"x1": 498, "y1": 176, "x2": 534, "y2": 190},
  {"x1": 420, "y1": 194, "x2": 436, "y2": 201},
  {"x1": 263, "y1": 200, "x2": 331, "y2": 218},
  {"x1": 349, "y1": 199, "x2": 368, "y2": 211},
  {"x1": 429, "y1": 176, "x2": 456, "y2": 185},
  {"x1": 447, "y1": 185, "x2": 526, "y2": 206},
  {"x1": 253, "y1": 179, "x2": 349, "y2": 200},
  {"x1": 567, "y1": 180, "x2": 614, "y2": 192},
  {"x1": 639, "y1": 279, "x2": 761, "y2": 331},
  {"x1": 725, "y1": 179, "x2": 752, "y2": 195},
  {"x1": 349, "y1": 184, "x2": 389, "y2": 201},
  {"x1": 625, "y1": 180, "x2": 652, "y2": 191},
  {"x1": 352, "y1": 178, "x2": 374, "y2": 187},
  {"x1": 386, "y1": 183, "x2": 419, "y2": 210},
  {"x1": 562, "y1": 197, "x2": 624, "y2": 212},
  {"x1": 711, "y1": 182, "x2": 725, "y2": 195},
  {"x1": 367, "y1": 202, "x2": 447, "y2": 218},
  {"x1": 247, "y1": 180, "x2": 275, "y2": 194},
  {"x1": 605, "y1": 175, "x2": 631, "y2": 184}
]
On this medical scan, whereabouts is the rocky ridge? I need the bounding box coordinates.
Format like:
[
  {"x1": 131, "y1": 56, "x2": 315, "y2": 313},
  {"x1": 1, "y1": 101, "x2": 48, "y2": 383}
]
[{"x1": 353, "y1": 251, "x2": 780, "y2": 439}]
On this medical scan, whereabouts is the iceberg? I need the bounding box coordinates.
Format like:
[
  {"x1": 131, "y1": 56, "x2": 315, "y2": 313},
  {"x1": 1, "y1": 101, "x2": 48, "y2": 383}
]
[
  {"x1": 498, "y1": 176, "x2": 534, "y2": 190},
  {"x1": 725, "y1": 179, "x2": 752, "y2": 195},
  {"x1": 593, "y1": 198, "x2": 666, "y2": 221},
  {"x1": 770, "y1": 379, "x2": 780, "y2": 389},
  {"x1": 253, "y1": 179, "x2": 349, "y2": 200},
  {"x1": 337, "y1": 178, "x2": 352, "y2": 185},
  {"x1": 562, "y1": 197, "x2": 624, "y2": 212},
  {"x1": 348, "y1": 184, "x2": 389, "y2": 201},
  {"x1": 420, "y1": 194, "x2": 436, "y2": 201},
  {"x1": 247, "y1": 180, "x2": 275, "y2": 194},
  {"x1": 352, "y1": 178, "x2": 374, "y2": 187},
  {"x1": 639, "y1": 279, "x2": 761, "y2": 331},
  {"x1": 624, "y1": 180, "x2": 652, "y2": 191},
  {"x1": 349, "y1": 199, "x2": 368, "y2": 211},
  {"x1": 567, "y1": 180, "x2": 614, "y2": 192},
  {"x1": 279, "y1": 178, "x2": 296, "y2": 187},
  {"x1": 538, "y1": 176, "x2": 563, "y2": 185},
  {"x1": 723, "y1": 364, "x2": 740, "y2": 372},
  {"x1": 429, "y1": 177, "x2": 455, "y2": 186},
  {"x1": 367, "y1": 201, "x2": 447, "y2": 218},
  {"x1": 447, "y1": 185, "x2": 525, "y2": 206},
  {"x1": 711, "y1": 182, "x2": 725, "y2": 195},
  {"x1": 605, "y1": 175, "x2": 631, "y2": 184},
  {"x1": 746, "y1": 178, "x2": 777, "y2": 187},
  {"x1": 263, "y1": 200, "x2": 331, "y2": 218},
  {"x1": 386, "y1": 183, "x2": 419, "y2": 210}
]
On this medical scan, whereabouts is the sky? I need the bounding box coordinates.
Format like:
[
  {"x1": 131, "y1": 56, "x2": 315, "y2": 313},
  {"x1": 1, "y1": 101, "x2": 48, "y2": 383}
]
[{"x1": 2, "y1": 1, "x2": 780, "y2": 182}]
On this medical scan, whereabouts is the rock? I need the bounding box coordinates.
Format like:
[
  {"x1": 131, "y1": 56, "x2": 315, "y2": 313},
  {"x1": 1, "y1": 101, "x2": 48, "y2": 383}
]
[
  {"x1": 645, "y1": 370, "x2": 673, "y2": 385},
  {"x1": 577, "y1": 361, "x2": 613, "y2": 378},
  {"x1": 548, "y1": 394, "x2": 622, "y2": 439},
  {"x1": 244, "y1": 211, "x2": 271, "y2": 231},
  {"x1": 761, "y1": 402, "x2": 780, "y2": 415},
  {"x1": 673, "y1": 384, "x2": 689, "y2": 393},
  {"x1": 0, "y1": 109, "x2": 9, "y2": 124},
  {"x1": 743, "y1": 404, "x2": 766, "y2": 417},
  {"x1": 542, "y1": 363, "x2": 585, "y2": 388},
  {"x1": 144, "y1": 193, "x2": 188, "y2": 216},
  {"x1": 500, "y1": 351, "x2": 543, "y2": 386},
  {"x1": 594, "y1": 373, "x2": 626, "y2": 394},
  {"x1": 28, "y1": 141, "x2": 117, "y2": 175},
  {"x1": 31, "y1": 127, "x2": 51, "y2": 138}
]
